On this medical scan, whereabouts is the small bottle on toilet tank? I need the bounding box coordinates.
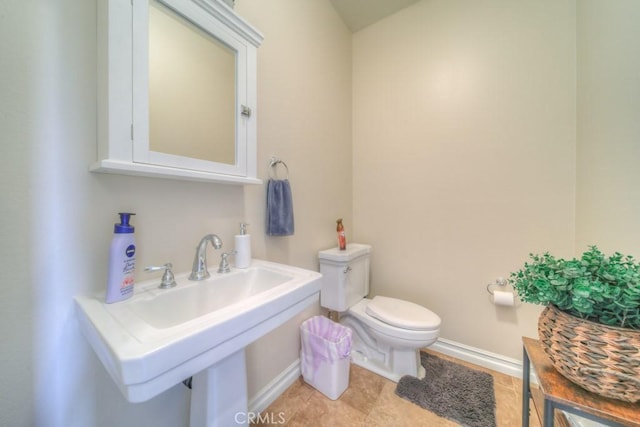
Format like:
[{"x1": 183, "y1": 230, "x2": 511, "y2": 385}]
[{"x1": 336, "y1": 218, "x2": 346, "y2": 250}]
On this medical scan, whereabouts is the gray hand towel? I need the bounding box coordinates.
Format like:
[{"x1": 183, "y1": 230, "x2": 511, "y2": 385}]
[{"x1": 267, "y1": 179, "x2": 294, "y2": 236}]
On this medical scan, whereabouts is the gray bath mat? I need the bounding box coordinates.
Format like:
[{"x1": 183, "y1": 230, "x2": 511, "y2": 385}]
[{"x1": 395, "y1": 352, "x2": 496, "y2": 427}]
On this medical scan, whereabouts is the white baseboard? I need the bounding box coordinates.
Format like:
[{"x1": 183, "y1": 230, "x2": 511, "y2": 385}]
[
  {"x1": 248, "y1": 359, "x2": 301, "y2": 414},
  {"x1": 248, "y1": 337, "x2": 532, "y2": 412},
  {"x1": 430, "y1": 338, "x2": 524, "y2": 379}
]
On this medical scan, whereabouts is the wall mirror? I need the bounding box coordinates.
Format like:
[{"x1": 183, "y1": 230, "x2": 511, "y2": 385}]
[
  {"x1": 93, "y1": 0, "x2": 263, "y2": 184},
  {"x1": 148, "y1": 0, "x2": 236, "y2": 166}
]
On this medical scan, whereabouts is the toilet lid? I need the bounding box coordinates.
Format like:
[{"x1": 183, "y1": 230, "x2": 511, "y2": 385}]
[{"x1": 366, "y1": 296, "x2": 441, "y2": 331}]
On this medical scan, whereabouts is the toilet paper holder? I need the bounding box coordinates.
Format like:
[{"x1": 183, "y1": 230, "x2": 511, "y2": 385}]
[{"x1": 486, "y1": 277, "x2": 508, "y2": 295}]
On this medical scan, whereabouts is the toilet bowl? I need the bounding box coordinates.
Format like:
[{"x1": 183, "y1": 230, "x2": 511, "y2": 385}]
[{"x1": 318, "y1": 244, "x2": 441, "y2": 382}]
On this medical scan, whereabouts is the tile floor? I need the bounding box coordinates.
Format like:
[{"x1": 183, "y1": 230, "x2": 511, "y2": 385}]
[{"x1": 253, "y1": 350, "x2": 542, "y2": 427}]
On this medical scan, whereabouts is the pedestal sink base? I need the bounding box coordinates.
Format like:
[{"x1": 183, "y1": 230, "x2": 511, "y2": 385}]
[{"x1": 190, "y1": 349, "x2": 248, "y2": 427}]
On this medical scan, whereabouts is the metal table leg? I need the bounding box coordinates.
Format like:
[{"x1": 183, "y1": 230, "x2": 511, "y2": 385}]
[
  {"x1": 522, "y1": 346, "x2": 531, "y2": 427},
  {"x1": 543, "y1": 398, "x2": 555, "y2": 427}
]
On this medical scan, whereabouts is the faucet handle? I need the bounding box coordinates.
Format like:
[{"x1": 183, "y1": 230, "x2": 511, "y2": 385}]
[
  {"x1": 218, "y1": 251, "x2": 236, "y2": 274},
  {"x1": 145, "y1": 263, "x2": 177, "y2": 289}
]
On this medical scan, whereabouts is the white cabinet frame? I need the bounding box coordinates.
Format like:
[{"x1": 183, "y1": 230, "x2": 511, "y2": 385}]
[{"x1": 93, "y1": 0, "x2": 263, "y2": 185}]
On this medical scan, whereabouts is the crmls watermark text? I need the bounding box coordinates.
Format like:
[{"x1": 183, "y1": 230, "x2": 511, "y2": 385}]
[{"x1": 234, "y1": 411, "x2": 286, "y2": 425}]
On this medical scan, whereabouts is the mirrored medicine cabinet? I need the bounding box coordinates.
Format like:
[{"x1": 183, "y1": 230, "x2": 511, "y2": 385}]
[{"x1": 93, "y1": 0, "x2": 264, "y2": 184}]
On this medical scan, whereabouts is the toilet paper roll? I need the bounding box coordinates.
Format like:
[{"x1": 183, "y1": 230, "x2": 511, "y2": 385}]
[{"x1": 492, "y1": 290, "x2": 515, "y2": 306}]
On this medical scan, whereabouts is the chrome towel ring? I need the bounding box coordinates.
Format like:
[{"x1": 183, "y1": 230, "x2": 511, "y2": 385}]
[{"x1": 268, "y1": 156, "x2": 289, "y2": 180}]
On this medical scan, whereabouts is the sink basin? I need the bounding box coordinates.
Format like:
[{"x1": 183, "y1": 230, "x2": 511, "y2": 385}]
[
  {"x1": 75, "y1": 259, "x2": 321, "y2": 404},
  {"x1": 127, "y1": 267, "x2": 294, "y2": 329}
]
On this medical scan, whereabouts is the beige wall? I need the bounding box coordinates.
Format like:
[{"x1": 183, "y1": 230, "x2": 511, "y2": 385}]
[
  {"x1": 576, "y1": 1, "x2": 640, "y2": 256},
  {"x1": 352, "y1": 0, "x2": 577, "y2": 360},
  {"x1": 0, "y1": 2, "x2": 34, "y2": 425},
  {"x1": 237, "y1": 0, "x2": 352, "y2": 396}
]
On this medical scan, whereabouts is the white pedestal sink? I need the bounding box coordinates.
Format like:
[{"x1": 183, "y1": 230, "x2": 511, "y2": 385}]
[{"x1": 75, "y1": 260, "x2": 321, "y2": 426}]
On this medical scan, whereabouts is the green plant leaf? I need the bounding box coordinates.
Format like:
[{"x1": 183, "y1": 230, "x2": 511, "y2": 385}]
[{"x1": 509, "y1": 246, "x2": 640, "y2": 329}]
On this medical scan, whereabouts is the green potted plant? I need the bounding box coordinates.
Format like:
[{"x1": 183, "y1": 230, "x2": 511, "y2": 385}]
[{"x1": 510, "y1": 246, "x2": 640, "y2": 402}]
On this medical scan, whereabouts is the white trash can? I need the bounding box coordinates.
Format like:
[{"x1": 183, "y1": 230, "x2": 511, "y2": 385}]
[{"x1": 300, "y1": 316, "x2": 352, "y2": 400}]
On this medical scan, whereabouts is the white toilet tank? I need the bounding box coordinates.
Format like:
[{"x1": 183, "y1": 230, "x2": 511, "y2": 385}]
[{"x1": 318, "y1": 243, "x2": 371, "y2": 311}]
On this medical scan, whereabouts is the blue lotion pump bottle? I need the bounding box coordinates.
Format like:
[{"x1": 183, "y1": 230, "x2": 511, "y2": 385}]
[{"x1": 105, "y1": 213, "x2": 136, "y2": 303}]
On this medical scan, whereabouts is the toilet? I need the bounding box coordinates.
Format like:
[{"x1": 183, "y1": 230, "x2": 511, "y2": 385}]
[{"x1": 318, "y1": 243, "x2": 441, "y2": 382}]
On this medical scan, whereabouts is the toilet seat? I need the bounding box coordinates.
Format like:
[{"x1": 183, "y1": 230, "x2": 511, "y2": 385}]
[
  {"x1": 348, "y1": 298, "x2": 440, "y2": 342},
  {"x1": 366, "y1": 296, "x2": 441, "y2": 331}
]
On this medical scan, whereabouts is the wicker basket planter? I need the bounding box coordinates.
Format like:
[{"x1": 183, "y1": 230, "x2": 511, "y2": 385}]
[{"x1": 538, "y1": 304, "x2": 640, "y2": 403}]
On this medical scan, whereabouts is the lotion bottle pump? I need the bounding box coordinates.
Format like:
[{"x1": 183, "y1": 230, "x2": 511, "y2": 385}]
[
  {"x1": 235, "y1": 222, "x2": 251, "y2": 269},
  {"x1": 105, "y1": 212, "x2": 136, "y2": 303}
]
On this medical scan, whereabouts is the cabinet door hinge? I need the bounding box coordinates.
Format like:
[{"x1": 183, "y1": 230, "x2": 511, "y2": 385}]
[{"x1": 130, "y1": 124, "x2": 134, "y2": 140}]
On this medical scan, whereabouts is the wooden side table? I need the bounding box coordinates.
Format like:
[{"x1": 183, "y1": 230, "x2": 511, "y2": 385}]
[{"x1": 522, "y1": 337, "x2": 640, "y2": 427}]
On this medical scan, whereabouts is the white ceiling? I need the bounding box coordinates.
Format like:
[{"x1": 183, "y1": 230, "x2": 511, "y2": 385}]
[{"x1": 329, "y1": 0, "x2": 421, "y2": 32}]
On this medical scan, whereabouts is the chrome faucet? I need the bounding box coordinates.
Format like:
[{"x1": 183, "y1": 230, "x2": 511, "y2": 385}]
[{"x1": 189, "y1": 234, "x2": 223, "y2": 280}]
